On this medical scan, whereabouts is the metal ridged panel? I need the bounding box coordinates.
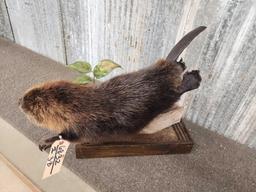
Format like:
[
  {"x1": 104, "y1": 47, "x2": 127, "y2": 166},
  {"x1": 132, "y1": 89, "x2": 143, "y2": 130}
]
[
  {"x1": 0, "y1": 0, "x2": 13, "y2": 40},
  {"x1": 60, "y1": 0, "x2": 186, "y2": 78},
  {"x1": 184, "y1": 0, "x2": 256, "y2": 148},
  {"x1": 5, "y1": 0, "x2": 65, "y2": 63}
]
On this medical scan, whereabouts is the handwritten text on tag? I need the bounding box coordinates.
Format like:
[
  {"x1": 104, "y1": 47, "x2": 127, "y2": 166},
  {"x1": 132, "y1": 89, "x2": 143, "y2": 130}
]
[{"x1": 42, "y1": 139, "x2": 70, "y2": 179}]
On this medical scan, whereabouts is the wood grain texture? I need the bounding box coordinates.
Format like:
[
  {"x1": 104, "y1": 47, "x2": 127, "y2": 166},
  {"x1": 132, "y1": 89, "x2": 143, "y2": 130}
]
[
  {"x1": 0, "y1": 0, "x2": 255, "y2": 148},
  {"x1": 76, "y1": 121, "x2": 193, "y2": 158},
  {"x1": 5, "y1": 0, "x2": 65, "y2": 63},
  {"x1": 0, "y1": 0, "x2": 13, "y2": 40}
]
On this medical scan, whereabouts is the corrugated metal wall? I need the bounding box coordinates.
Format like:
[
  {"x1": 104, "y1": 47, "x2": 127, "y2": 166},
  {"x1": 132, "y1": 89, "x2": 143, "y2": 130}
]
[{"x1": 0, "y1": 0, "x2": 255, "y2": 148}]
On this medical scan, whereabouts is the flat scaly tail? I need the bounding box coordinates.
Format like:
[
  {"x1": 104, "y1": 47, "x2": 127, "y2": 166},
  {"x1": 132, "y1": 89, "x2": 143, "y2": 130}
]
[{"x1": 166, "y1": 26, "x2": 207, "y2": 63}]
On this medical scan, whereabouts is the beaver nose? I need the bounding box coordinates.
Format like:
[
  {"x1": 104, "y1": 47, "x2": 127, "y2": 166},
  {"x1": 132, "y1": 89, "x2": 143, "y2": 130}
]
[{"x1": 18, "y1": 97, "x2": 23, "y2": 106}]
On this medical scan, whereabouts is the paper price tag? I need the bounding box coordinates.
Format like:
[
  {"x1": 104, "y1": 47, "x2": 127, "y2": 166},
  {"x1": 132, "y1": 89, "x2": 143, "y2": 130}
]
[{"x1": 42, "y1": 139, "x2": 70, "y2": 179}]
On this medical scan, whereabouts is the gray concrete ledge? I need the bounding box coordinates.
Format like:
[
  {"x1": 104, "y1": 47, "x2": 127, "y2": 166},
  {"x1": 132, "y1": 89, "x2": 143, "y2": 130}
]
[{"x1": 0, "y1": 38, "x2": 256, "y2": 192}]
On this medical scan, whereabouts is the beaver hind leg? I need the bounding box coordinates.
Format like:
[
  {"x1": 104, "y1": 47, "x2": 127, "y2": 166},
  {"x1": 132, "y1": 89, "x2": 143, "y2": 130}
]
[{"x1": 178, "y1": 70, "x2": 201, "y2": 95}]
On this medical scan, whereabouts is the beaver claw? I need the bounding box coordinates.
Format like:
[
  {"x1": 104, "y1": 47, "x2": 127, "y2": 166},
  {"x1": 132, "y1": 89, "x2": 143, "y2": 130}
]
[
  {"x1": 177, "y1": 58, "x2": 186, "y2": 71},
  {"x1": 39, "y1": 142, "x2": 52, "y2": 151},
  {"x1": 38, "y1": 135, "x2": 60, "y2": 151}
]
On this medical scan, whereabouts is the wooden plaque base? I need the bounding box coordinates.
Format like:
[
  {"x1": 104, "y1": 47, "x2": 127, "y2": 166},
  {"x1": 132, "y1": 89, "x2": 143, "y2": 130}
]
[{"x1": 75, "y1": 121, "x2": 193, "y2": 159}]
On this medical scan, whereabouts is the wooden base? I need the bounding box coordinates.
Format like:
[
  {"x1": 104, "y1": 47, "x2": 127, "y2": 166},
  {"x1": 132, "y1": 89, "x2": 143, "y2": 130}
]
[{"x1": 75, "y1": 121, "x2": 193, "y2": 158}]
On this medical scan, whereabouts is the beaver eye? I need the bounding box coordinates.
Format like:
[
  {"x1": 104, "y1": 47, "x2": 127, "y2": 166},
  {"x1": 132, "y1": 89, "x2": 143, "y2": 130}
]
[
  {"x1": 23, "y1": 95, "x2": 32, "y2": 103},
  {"x1": 31, "y1": 89, "x2": 43, "y2": 99},
  {"x1": 23, "y1": 89, "x2": 43, "y2": 105}
]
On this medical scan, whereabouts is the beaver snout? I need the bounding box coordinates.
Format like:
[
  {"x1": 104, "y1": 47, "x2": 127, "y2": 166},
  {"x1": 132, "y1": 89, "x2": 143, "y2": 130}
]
[
  {"x1": 18, "y1": 97, "x2": 23, "y2": 106},
  {"x1": 18, "y1": 97, "x2": 27, "y2": 112}
]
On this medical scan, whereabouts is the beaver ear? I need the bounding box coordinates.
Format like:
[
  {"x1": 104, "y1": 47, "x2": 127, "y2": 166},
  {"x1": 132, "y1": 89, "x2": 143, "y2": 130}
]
[{"x1": 166, "y1": 26, "x2": 206, "y2": 63}]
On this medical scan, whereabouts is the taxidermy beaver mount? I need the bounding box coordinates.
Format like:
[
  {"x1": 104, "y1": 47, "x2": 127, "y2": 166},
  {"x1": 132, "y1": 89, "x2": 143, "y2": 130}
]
[{"x1": 19, "y1": 26, "x2": 206, "y2": 151}]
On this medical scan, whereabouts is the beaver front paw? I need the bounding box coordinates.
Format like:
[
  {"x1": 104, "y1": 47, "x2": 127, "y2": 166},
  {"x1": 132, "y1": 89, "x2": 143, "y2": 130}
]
[
  {"x1": 178, "y1": 70, "x2": 201, "y2": 94},
  {"x1": 38, "y1": 136, "x2": 60, "y2": 151}
]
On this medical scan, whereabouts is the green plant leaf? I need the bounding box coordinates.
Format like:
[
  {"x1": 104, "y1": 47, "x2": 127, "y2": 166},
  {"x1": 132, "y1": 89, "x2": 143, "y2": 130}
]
[
  {"x1": 93, "y1": 59, "x2": 121, "y2": 79},
  {"x1": 68, "y1": 61, "x2": 92, "y2": 73},
  {"x1": 73, "y1": 75, "x2": 93, "y2": 84}
]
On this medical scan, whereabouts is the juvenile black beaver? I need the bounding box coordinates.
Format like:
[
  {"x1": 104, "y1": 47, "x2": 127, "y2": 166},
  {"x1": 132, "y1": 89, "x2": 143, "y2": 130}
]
[{"x1": 19, "y1": 26, "x2": 206, "y2": 151}]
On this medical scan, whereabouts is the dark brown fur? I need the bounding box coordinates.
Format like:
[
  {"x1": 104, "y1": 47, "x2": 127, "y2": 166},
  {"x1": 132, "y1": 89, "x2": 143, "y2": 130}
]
[
  {"x1": 19, "y1": 59, "x2": 201, "y2": 150},
  {"x1": 19, "y1": 26, "x2": 206, "y2": 150}
]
